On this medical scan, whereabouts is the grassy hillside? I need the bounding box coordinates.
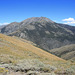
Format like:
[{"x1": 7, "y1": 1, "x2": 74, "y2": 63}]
[
  {"x1": 0, "y1": 33, "x2": 65, "y2": 63},
  {"x1": 50, "y1": 44, "x2": 75, "y2": 61},
  {"x1": 0, "y1": 33, "x2": 75, "y2": 75}
]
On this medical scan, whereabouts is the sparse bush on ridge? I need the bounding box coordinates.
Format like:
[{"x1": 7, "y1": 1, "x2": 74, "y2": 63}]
[
  {"x1": 54, "y1": 65, "x2": 75, "y2": 75},
  {"x1": 1, "y1": 59, "x2": 57, "y2": 74},
  {"x1": 2, "y1": 59, "x2": 75, "y2": 75},
  {"x1": 65, "y1": 65, "x2": 75, "y2": 74},
  {"x1": 39, "y1": 67, "x2": 51, "y2": 73}
]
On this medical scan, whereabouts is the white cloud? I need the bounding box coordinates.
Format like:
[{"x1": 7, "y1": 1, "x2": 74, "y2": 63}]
[
  {"x1": 62, "y1": 18, "x2": 74, "y2": 22},
  {"x1": 62, "y1": 18, "x2": 75, "y2": 25},
  {"x1": 0, "y1": 23, "x2": 9, "y2": 25}
]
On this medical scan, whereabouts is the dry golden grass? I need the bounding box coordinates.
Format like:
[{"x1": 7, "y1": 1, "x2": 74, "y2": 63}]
[{"x1": 0, "y1": 33, "x2": 68, "y2": 67}]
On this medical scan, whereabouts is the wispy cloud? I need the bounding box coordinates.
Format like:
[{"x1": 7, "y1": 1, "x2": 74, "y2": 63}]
[
  {"x1": 0, "y1": 23, "x2": 9, "y2": 25},
  {"x1": 62, "y1": 18, "x2": 75, "y2": 25}
]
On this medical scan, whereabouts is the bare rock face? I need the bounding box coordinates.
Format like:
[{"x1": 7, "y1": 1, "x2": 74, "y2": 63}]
[{"x1": 0, "y1": 17, "x2": 75, "y2": 51}]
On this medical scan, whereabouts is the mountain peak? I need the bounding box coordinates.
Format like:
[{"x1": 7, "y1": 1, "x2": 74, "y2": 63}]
[
  {"x1": 22, "y1": 17, "x2": 54, "y2": 24},
  {"x1": 5, "y1": 22, "x2": 20, "y2": 27},
  {"x1": 9, "y1": 22, "x2": 19, "y2": 25}
]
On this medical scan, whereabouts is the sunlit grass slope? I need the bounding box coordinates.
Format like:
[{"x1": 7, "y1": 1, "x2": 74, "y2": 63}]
[{"x1": 0, "y1": 33, "x2": 66, "y2": 64}]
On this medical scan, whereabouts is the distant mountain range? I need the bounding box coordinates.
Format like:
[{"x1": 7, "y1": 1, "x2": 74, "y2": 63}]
[{"x1": 0, "y1": 17, "x2": 75, "y2": 51}]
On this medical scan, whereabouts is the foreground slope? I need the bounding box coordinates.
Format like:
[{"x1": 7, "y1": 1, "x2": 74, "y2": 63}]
[
  {"x1": 0, "y1": 33, "x2": 75, "y2": 75},
  {"x1": 50, "y1": 44, "x2": 75, "y2": 61},
  {"x1": 0, "y1": 33, "x2": 65, "y2": 63},
  {"x1": 0, "y1": 17, "x2": 75, "y2": 51}
]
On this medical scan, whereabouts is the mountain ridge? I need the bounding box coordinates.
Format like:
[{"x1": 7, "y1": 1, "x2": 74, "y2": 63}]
[{"x1": 0, "y1": 17, "x2": 75, "y2": 51}]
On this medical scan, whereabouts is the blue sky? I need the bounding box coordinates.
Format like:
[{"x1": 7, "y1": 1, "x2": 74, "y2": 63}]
[{"x1": 0, "y1": 0, "x2": 75, "y2": 26}]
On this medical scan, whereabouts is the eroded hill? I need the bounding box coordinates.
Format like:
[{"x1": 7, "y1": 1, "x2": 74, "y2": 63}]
[{"x1": 50, "y1": 44, "x2": 75, "y2": 61}]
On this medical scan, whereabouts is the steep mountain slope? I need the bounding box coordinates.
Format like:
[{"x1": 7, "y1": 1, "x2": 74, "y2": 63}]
[
  {"x1": 58, "y1": 23, "x2": 75, "y2": 34},
  {"x1": 0, "y1": 22, "x2": 20, "y2": 34},
  {"x1": 0, "y1": 17, "x2": 75, "y2": 51},
  {"x1": 50, "y1": 44, "x2": 75, "y2": 61}
]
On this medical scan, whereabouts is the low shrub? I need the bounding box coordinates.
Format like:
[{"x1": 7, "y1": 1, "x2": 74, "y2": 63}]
[
  {"x1": 40, "y1": 67, "x2": 51, "y2": 73},
  {"x1": 65, "y1": 66, "x2": 75, "y2": 74},
  {"x1": 0, "y1": 67, "x2": 8, "y2": 74}
]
